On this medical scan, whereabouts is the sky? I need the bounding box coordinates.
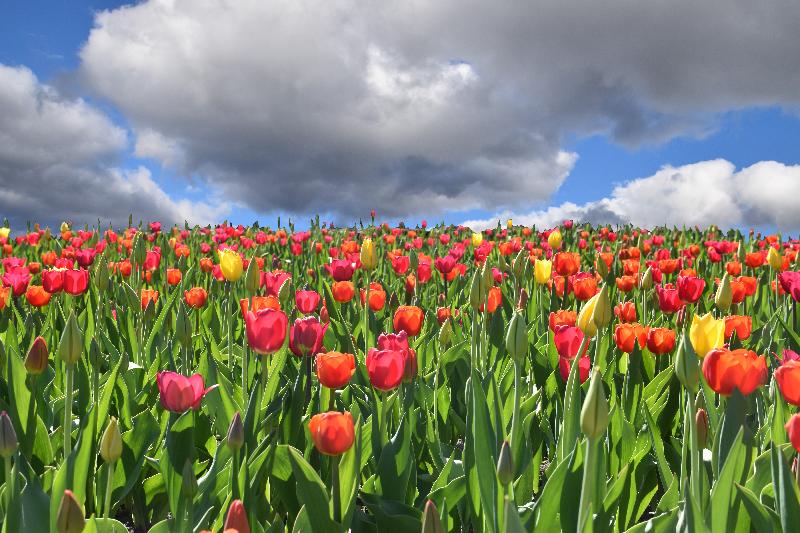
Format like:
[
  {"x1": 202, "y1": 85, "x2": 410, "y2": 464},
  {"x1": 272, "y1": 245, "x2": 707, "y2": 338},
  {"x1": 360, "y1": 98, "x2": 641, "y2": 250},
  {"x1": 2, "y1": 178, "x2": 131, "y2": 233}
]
[{"x1": 1, "y1": 0, "x2": 800, "y2": 233}]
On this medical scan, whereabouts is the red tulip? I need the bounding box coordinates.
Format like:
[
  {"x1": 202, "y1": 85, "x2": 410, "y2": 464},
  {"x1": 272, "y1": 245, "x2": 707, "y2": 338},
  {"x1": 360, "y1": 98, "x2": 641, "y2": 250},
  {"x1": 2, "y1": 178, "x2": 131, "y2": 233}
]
[
  {"x1": 289, "y1": 316, "x2": 328, "y2": 357},
  {"x1": 166, "y1": 268, "x2": 182, "y2": 286},
  {"x1": 245, "y1": 308, "x2": 288, "y2": 355},
  {"x1": 478, "y1": 287, "x2": 503, "y2": 313},
  {"x1": 295, "y1": 290, "x2": 320, "y2": 314},
  {"x1": 26, "y1": 285, "x2": 51, "y2": 307},
  {"x1": 156, "y1": 371, "x2": 216, "y2": 413},
  {"x1": 42, "y1": 269, "x2": 64, "y2": 293},
  {"x1": 571, "y1": 273, "x2": 598, "y2": 301},
  {"x1": 553, "y1": 252, "x2": 580, "y2": 277},
  {"x1": 308, "y1": 411, "x2": 355, "y2": 455},
  {"x1": 614, "y1": 301, "x2": 637, "y2": 323},
  {"x1": 366, "y1": 348, "x2": 405, "y2": 391},
  {"x1": 316, "y1": 352, "x2": 356, "y2": 389},
  {"x1": 391, "y1": 255, "x2": 411, "y2": 275},
  {"x1": 676, "y1": 275, "x2": 705, "y2": 303},
  {"x1": 377, "y1": 331, "x2": 417, "y2": 382},
  {"x1": 63, "y1": 269, "x2": 89, "y2": 296},
  {"x1": 141, "y1": 289, "x2": 159, "y2": 310},
  {"x1": 553, "y1": 325, "x2": 588, "y2": 359},
  {"x1": 558, "y1": 354, "x2": 590, "y2": 383},
  {"x1": 324, "y1": 260, "x2": 355, "y2": 282},
  {"x1": 434, "y1": 255, "x2": 457, "y2": 275},
  {"x1": 224, "y1": 500, "x2": 251, "y2": 533},
  {"x1": 549, "y1": 310, "x2": 577, "y2": 331},
  {"x1": 655, "y1": 284, "x2": 684, "y2": 314},
  {"x1": 261, "y1": 270, "x2": 291, "y2": 296},
  {"x1": 786, "y1": 413, "x2": 800, "y2": 453},
  {"x1": 332, "y1": 281, "x2": 355, "y2": 303},
  {"x1": 614, "y1": 323, "x2": 649, "y2": 353},
  {"x1": 2, "y1": 267, "x2": 30, "y2": 297}
]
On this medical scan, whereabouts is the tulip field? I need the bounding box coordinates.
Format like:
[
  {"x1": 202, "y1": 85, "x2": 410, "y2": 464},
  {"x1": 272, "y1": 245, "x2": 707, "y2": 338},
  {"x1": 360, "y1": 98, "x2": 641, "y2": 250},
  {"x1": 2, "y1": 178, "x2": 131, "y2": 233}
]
[{"x1": 3, "y1": 218, "x2": 800, "y2": 533}]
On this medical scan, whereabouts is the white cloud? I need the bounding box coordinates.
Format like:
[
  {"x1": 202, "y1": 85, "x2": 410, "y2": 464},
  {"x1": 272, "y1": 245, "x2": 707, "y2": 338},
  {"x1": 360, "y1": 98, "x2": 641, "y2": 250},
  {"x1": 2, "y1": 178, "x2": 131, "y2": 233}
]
[
  {"x1": 464, "y1": 159, "x2": 800, "y2": 231},
  {"x1": 0, "y1": 64, "x2": 229, "y2": 227},
  {"x1": 77, "y1": 0, "x2": 800, "y2": 221}
]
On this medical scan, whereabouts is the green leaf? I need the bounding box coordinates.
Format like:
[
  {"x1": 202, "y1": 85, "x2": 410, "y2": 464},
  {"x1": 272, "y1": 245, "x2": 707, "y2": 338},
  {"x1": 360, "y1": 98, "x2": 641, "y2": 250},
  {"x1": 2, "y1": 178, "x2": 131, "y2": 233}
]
[{"x1": 287, "y1": 446, "x2": 338, "y2": 532}]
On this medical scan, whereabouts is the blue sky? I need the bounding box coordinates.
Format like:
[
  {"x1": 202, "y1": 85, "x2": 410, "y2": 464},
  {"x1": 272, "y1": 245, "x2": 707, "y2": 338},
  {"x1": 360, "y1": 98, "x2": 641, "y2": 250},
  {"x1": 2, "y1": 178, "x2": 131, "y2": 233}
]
[{"x1": 2, "y1": 1, "x2": 800, "y2": 231}]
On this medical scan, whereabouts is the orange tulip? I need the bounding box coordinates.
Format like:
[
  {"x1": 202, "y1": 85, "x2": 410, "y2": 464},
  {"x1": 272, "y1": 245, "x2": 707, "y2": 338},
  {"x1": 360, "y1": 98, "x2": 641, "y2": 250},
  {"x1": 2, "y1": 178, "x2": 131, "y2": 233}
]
[
  {"x1": 316, "y1": 351, "x2": 356, "y2": 389},
  {"x1": 478, "y1": 286, "x2": 503, "y2": 313},
  {"x1": 0, "y1": 286, "x2": 9, "y2": 309},
  {"x1": 775, "y1": 359, "x2": 800, "y2": 406},
  {"x1": 26, "y1": 285, "x2": 51, "y2": 307},
  {"x1": 549, "y1": 310, "x2": 577, "y2": 331},
  {"x1": 239, "y1": 296, "x2": 280, "y2": 316},
  {"x1": 614, "y1": 323, "x2": 649, "y2": 353},
  {"x1": 553, "y1": 252, "x2": 580, "y2": 277},
  {"x1": 308, "y1": 411, "x2": 355, "y2": 456},
  {"x1": 166, "y1": 268, "x2": 182, "y2": 286},
  {"x1": 184, "y1": 287, "x2": 208, "y2": 308},
  {"x1": 723, "y1": 315, "x2": 752, "y2": 341},
  {"x1": 572, "y1": 276, "x2": 598, "y2": 301},
  {"x1": 646, "y1": 327, "x2": 676, "y2": 355},
  {"x1": 702, "y1": 348, "x2": 767, "y2": 396},
  {"x1": 394, "y1": 305, "x2": 424, "y2": 336},
  {"x1": 199, "y1": 257, "x2": 214, "y2": 273},
  {"x1": 331, "y1": 281, "x2": 355, "y2": 303},
  {"x1": 141, "y1": 289, "x2": 159, "y2": 310},
  {"x1": 616, "y1": 275, "x2": 637, "y2": 293},
  {"x1": 360, "y1": 282, "x2": 386, "y2": 311},
  {"x1": 614, "y1": 301, "x2": 637, "y2": 323}
]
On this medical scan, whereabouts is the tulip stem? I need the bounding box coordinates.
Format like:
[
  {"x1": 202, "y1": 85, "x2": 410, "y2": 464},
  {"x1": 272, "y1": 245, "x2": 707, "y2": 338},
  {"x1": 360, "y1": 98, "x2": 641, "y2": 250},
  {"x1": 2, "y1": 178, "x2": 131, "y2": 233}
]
[
  {"x1": 4, "y1": 456, "x2": 11, "y2": 513},
  {"x1": 305, "y1": 356, "x2": 313, "y2": 406},
  {"x1": 63, "y1": 362, "x2": 74, "y2": 459},
  {"x1": 364, "y1": 272, "x2": 370, "y2": 360},
  {"x1": 331, "y1": 454, "x2": 341, "y2": 523},
  {"x1": 226, "y1": 281, "x2": 233, "y2": 376},
  {"x1": 688, "y1": 392, "x2": 702, "y2": 502},
  {"x1": 231, "y1": 449, "x2": 240, "y2": 501},
  {"x1": 104, "y1": 461, "x2": 115, "y2": 518},
  {"x1": 577, "y1": 436, "x2": 599, "y2": 531}
]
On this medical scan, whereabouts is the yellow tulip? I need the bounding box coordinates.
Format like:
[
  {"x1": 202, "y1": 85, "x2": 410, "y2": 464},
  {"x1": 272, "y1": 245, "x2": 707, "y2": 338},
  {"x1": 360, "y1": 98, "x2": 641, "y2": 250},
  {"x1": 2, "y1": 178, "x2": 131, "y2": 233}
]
[
  {"x1": 767, "y1": 247, "x2": 782, "y2": 270},
  {"x1": 577, "y1": 293, "x2": 599, "y2": 337},
  {"x1": 218, "y1": 248, "x2": 243, "y2": 282},
  {"x1": 100, "y1": 417, "x2": 123, "y2": 463},
  {"x1": 547, "y1": 229, "x2": 562, "y2": 249},
  {"x1": 360, "y1": 238, "x2": 377, "y2": 271},
  {"x1": 0, "y1": 227, "x2": 9, "y2": 240},
  {"x1": 506, "y1": 219, "x2": 513, "y2": 229},
  {"x1": 689, "y1": 313, "x2": 724, "y2": 358},
  {"x1": 534, "y1": 259, "x2": 552, "y2": 285},
  {"x1": 471, "y1": 232, "x2": 484, "y2": 247}
]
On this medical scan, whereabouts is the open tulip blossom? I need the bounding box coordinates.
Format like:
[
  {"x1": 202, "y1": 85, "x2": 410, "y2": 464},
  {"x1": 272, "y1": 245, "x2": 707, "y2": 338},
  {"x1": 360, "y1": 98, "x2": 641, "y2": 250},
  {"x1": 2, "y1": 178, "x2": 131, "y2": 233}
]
[{"x1": 1, "y1": 218, "x2": 799, "y2": 532}]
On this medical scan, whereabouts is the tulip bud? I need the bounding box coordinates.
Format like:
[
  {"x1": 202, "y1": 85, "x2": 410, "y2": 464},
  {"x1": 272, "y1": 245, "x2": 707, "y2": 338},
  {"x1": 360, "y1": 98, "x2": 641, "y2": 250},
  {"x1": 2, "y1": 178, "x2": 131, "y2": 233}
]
[
  {"x1": 590, "y1": 284, "x2": 612, "y2": 330},
  {"x1": 409, "y1": 250, "x2": 419, "y2": 271},
  {"x1": 175, "y1": 303, "x2": 192, "y2": 348},
  {"x1": 132, "y1": 233, "x2": 146, "y2": 266},
  {"x1": 517, "y1": 288, "x2": 529, "y2": 309},
  {"x1": 227, "y1": 412, "x2": 244, "y2": 452},
  {"x1": 100, "y1": 417, "x2": 123, "y2": 463},
  {"x1": 278, "y1": 278, "x2": 292, "y2": 303},
  {"x1": 244, "y1": 258, "x2": 260, "y2": 294},
  {"x1": 360, "y1": 238, "x2": 377, "y2": 271},
  {"x1": 595, "y1": 254, "x2": 608, "y2": 279},
  {"x1": 577, "y1": 294, "x2": 599, "y2": 337},
  {"x1": 58, "y1": 311, "x2": 83, "y2": 365},
  {"x1": 640, "y1": 266, "x2": 653, "y2": 290},
  {"x1": 496, "y1": 440, "x2": 514, "y2": 487},
  {"x1": 469, "y1": 270, "x2": 484, "y2": 311},
  {"x1": 548, "y1": 229, "x2": 562, "y2": 250},
  {"x1": 768, "y1": 246, "x2": 782, "y2": 270},
  {"x1": 481, "y1": 261, "x2": 493, "y2": 295},
  {"x1": 695, "y1": 408, "x2": 708, "y2": 449},
  {"x1": 143, "y1": 298, "x2": 156, "y2": 322},
  {"x1": 674, "y1": 335, "x2": 700, "y2": 393},
  {"x1": 320, "y1": 305, "x2": 330, "y2": 324},
  {"x1": 534, "y1": 258, "x2": 551, "y2": 285},
  {"x1": 498, "y1": 254, "x2": 509, "y2": 274},
  {"x1": 505, "y1": 311, "x2": 528, "y2": 364},
  {"x1": 95, "y1": 257, "x2": 109, "y2": 292},
  {"x1": 737, "y1": 240, "x2": 746, "y2": 264},
  {"x1": 580, "y1": 370, "x2": 609, "y2": 440},
  {"x1": 512, "y1": 249, "x2": 527, "y2": 281},
  {"x1": 25, "y1": 336, "x2": 49, "y2": 375},
  {"x1": 507, "y1": 218, "x2": 513, "y2": 229},
  {"x1": 182, "y1": 459, "x2": 197, "y2": 498},
  {"x1": 421, "y1": 500, "x2": 444, "y2": 533},
  {"x1": 715, "y1": 273, "x2": 732, "y2": 313},
  {"x1": 56, "y1": 490, "x2": 85, "y2": 533},
  {"x1": 0, "y1": 411, "x2": 18, "y2": 458},
  {"x1": 438, "y1": 319, "x2": 453, "y2": 348}
]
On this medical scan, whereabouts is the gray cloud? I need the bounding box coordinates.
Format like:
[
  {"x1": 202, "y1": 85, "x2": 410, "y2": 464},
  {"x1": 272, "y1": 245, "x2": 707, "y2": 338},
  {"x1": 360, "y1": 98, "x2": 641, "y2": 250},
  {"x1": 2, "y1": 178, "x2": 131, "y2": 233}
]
[{"x1": 0, "y1": 64, "x2": 228, "y2": 229}]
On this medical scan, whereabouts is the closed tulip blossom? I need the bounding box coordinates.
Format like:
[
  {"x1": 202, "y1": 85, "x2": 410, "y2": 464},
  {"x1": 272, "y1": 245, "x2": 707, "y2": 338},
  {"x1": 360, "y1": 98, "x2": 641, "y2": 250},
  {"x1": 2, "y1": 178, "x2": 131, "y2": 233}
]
[
  {"x1": 702, "y1": 348, "x2": 767, "y2": 396},
  {"x1": 553, "y1": 252, "x2": 581, "y2": 277},
  {"x1": 775, "y1": 359, "x2": 800, "y2": 406},
  {"x1": 360, "y1": 282, "x2": 386, "y2": 311},
  {"x1": 614, "y1": 323, "x2": 649, "y2": 353},
  {"x1": 549, "y1": 310, "x2": 577, "y2": 331},
  {"x1": 655, "y1": 284, "x2": 684, "y2": 314},
  {"x1": 786, "y1": 414, "x2": 800, "y2": 453},
  {"x1": 42, "y1": 269, "x2": 65, "y2": 293},
  {"x1": 324, "y1": 259, "x2": 355, "y2": 281},
  {"x1": 366, "y1": 348, "x2": 405, "y2": 391},
  {"x1": 316, "y1": 351, "x2": 356, "y2": 389},
  {"x1": 646, "y1": 327, "x2": 676, "y2": 355},
  {"x1": 393, "y1": 305, "x2": 424, "y2": 336},
  {"x1": 289, "y1": 316, "x2": 328, "y2": 357},
  {"x1": 534, "y1": 259, "x2": 552, "y2": 284},
  {"x1": 245, "y1": 308, "x2": 288, "y2": 355},
  {"x1": 554, "y1": 325, "x2": 588, "y2": 359},
  {"x1": 376, "y1": 331, "x2": 417, "y2": 381},
  {"x1": 308, "y1": 411, "x2": 355, "y2": 455},
  {"x1": 2, "y1": 266, "x2": 31, "y2": 297},
  {"x1": 218, "y1": 248, "x2": 243, "y2": 282},
  {"x1": 676, "y1": 275, "x2": 705, "y2": 303},
  {"x1": 689, "y1": 313, "x2": 725, "y2": 358},
  {"x1": 261, "y1": 269, "x2": 291, "y2": 297},
  {"x1": 184, "y1": 287, "x2": 208, "y2": 308},
  {"x1": 614, "y1": 301, "x2": 637, "y2": 323},
  {"x1": 156, "y1": 371, "x2": 217, "y2": 413},
  {"x1": 295, "y1": 289, "x2": 321, "y2": 313},
  {"x1": 26, "y1": 285, "x2": 52, "y2": 307},
  {"x1": 224, "y1": 500, "x2": 251, "y2": 533},
  {"x1": 63, "y1": 269, "x2": 89, "y2": 296},
  {"x1": 434, "y1": 255, "x2": 457, "y2": 276},
  {"x1": 141, "y1": 289, "x2": 159, "y2": 310},
  {"x1": 558, "y1": 353, "x2": 590, "y2": 384}
]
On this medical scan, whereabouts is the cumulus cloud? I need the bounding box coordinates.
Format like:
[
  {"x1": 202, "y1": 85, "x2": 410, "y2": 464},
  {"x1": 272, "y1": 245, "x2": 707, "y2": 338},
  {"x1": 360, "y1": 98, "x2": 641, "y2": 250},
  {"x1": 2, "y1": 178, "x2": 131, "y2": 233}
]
[
  {"x1": 463, "y1": 159, "x2": 800, "y2": 231},
  {"x1": 0, "y1": 64, "x2": 229, "y2": 228},
  {"x1": 76, "y1": 0, "x2": 800, "y2": 221}
]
